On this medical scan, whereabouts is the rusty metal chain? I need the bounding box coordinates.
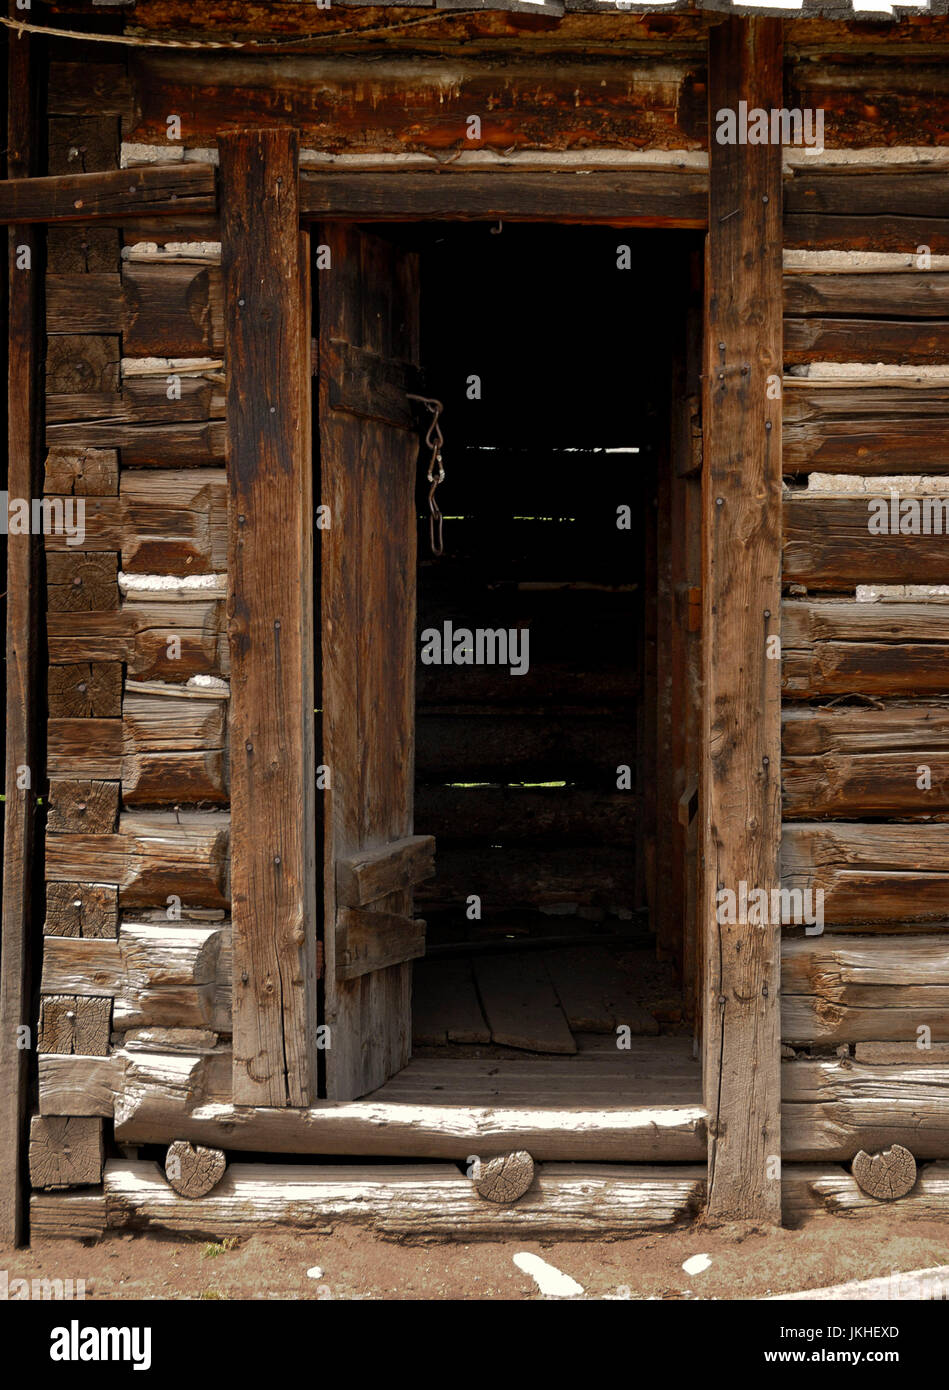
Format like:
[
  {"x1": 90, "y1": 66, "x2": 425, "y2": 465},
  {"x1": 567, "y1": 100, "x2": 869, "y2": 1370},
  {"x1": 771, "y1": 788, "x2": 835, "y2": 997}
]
[{"x1": 408, "y1": 393, "x2": 446, "y2": 557}]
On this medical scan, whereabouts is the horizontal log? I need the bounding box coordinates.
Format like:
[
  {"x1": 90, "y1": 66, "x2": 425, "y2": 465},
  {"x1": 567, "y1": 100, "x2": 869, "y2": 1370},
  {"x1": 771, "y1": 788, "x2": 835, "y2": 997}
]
[
  {"x1": 785, "y1": 317, "x2": 949, "y2": 367},
  {"x1": 416, "y1": 785, "x2": 636, "y2": 844},
  {"x1": 301, "y1": 170, "x2": 708, "y2": 224},
  {"x1": 783, "y1": 823, "x2": 949, "y2": 924},
  {"x1": 336, "y1": 835, "x2": 436, "y2": 908},
  {"x1": 784, "y1": 494, "x2": 949, "y2": 589},
  {"x1": 782, "y1": 935, "x2": 949, "y2": 1045},
  {"x1": 45, "y1": 470, "x2": 227, "y2": 574},
  {"x1": 783, "y1": 383, "x2": 949, "y2": 475},
  {"x1": 48, "y1": 599, "x2": 228, "y2": 680},
  {"x1": 123, "y1": 262, "x2": 224, "y2": 355},
  {"x1": 0, "y1": 164, "x2": 216, "y2": 224},
  {"x1": 100, "y1": 1158, "x2": 706, "y2": 1240},
  {"x1": 123, "y1": 682, "x2": 228, "y2": 753},
  {"x1": 784, "y1": 215, "x2": 949, "y2": 256},
  {"x1": 115, "y1": 1058, "x2": 706, "y2": 1161},
  {"x1": 48, "y1": 718, "x2": 122, "y2": 779},
  {"x1": 784, "y1": 169, "x2": 949, "y2": 220},
  {"x1": 325, "y1": 340, "x2": 421, "y2": 429},
  {"x1": 783, "y1": 702, "x2": 949, "y2": 817},
  {"x1": 782, "y1": 1059, "x2": 949, "y2": 1161},
  {"x1": 46, "y1": 377, "x2": 224, "y2": 428},
  {"x1": 41, "y1": 922, "x2": 230, "y2": 1032},
  {"x1": 784, "y1": 272, "x2": 949, "y2": 319},
  {"x1": 28, "y1": 1190, "x2": 108, "y2": 1240},
  {"x1": 131, "y1": 51, "x2": 706, "y2": 153},
  {"x1": 782, "y1": 600, "x2": 949, "y2": 699},
  {"x1": 46, "y1": 419, "x2": 227, "y2": 466},
  {"x1": 336, "y1": 908, "x2": 426, "y2": 981},
  {"x1": 783, "y1": 1162, "x2": 949, "y2": 1225},
  {"x1": 38, "y1": 1055, "x2": 124, "y2": 1119},
  {"x1": 46, "y1": 812, "x2": 230, "y2": 907},
  {"x1": 122, "y1": 751, "x2": 228, "y2": 807}
]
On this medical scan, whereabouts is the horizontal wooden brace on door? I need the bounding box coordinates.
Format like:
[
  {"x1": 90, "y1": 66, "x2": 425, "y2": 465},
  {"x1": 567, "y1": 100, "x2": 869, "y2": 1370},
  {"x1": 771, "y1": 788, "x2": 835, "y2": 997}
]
[
  {"x1": 335, "y1": 835, "x2": 436, "y2": 909},
  {"x1": 323, "y1": 340, "x2": 424, "y2": 430},
  {"x1": 0, "y1": 165, "x2": 217, "y2": 224},
  {"x1": 336, "y1": 908, "x2": 427, "y2": 981}
]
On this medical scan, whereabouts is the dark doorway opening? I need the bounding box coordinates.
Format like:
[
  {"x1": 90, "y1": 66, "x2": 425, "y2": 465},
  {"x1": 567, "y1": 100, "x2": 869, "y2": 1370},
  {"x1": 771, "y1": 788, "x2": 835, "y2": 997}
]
[{"x1": 400, "y1": 224, "x2": 704, "y2": 1078}]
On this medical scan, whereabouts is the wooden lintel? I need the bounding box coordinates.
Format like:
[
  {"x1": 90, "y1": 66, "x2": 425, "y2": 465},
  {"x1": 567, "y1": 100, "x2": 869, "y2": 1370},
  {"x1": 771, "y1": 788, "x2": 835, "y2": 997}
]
[
  {"x1": 336, "y1": 835, "x2": 436, "y2": 909},
  {"x1": 300, "y1": 170, "x2": 709, "y2": 225},
  {"x1": 0, "y1": 164, "x2": 216, "y2": 224},
  {"x1": 336, "y1": 908, "x2": 426, "y2": 981},
  {"x1": 702, "y1": 15, "x2": 783, "y2": 1225},
  {"x1": 220, "y1": 128, "x2": 316, "y2": 1108}
]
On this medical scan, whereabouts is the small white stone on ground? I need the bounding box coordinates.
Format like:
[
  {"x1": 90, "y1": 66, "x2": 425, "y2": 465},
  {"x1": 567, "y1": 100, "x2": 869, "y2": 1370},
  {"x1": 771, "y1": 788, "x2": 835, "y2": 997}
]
[
  {"x1": 512, "y1": 1252, "x2": 583, "y2": 1298},
  {"x1": 682, "y1": 1253, "x2": 712, "y2": 1276},
  {"x1": 306, "y1": 1266, "x2": 323, "y2": 1280}
]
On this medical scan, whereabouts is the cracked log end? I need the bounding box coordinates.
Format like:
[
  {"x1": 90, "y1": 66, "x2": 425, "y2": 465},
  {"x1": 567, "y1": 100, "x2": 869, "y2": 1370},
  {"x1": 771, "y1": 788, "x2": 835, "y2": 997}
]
[
  {"x1": 852, "y1": 1144, "x2": 917, "y2": 1201},
  {"x1": 474, "y1": 1151, "x2": 535, "y2": 1204},
  {"x1": 165, "y1": 1140, "x2": 227, "y2": 1197}
]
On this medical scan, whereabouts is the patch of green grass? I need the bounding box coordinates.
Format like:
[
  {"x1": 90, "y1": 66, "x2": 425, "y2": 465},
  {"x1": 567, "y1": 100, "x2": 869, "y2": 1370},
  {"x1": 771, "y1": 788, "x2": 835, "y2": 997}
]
[{"x1": 202, "y1": 1237, "x2": 239, "y2": 1259}]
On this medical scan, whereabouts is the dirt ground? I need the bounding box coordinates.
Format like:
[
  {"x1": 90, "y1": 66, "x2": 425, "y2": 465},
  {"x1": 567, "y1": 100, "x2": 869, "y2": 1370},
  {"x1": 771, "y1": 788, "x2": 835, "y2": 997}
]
[{"x1": 4, "y1": 1211, "x2": 949, "y2": 1300}]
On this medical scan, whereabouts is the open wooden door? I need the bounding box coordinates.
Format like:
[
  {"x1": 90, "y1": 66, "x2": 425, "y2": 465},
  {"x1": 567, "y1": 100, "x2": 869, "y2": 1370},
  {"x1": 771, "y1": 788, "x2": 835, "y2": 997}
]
[{"x1": 318, "y1": 224, "x2": 435, "y2": 1101}]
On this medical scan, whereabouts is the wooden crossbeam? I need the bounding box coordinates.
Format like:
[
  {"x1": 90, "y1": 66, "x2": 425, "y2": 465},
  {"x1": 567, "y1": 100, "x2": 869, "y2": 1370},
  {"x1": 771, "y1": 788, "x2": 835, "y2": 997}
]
[{"x1": 0, "y1": 164, "x2": 216, "y2": 224}]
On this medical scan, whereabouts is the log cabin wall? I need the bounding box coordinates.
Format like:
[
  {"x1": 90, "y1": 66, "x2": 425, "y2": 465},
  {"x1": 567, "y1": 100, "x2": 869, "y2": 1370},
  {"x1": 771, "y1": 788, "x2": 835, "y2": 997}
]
[
  {"x1": 780, "y1": 36, "x2": 949, "y2": 1163},
  {"x1": 12, "y1": 4, "x2": 949, "y2": 1231}
]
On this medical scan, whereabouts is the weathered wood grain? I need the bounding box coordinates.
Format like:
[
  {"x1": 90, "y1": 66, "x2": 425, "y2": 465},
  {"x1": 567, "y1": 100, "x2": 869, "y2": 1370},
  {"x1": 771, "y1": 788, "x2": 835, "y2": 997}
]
[
  {"x1": 785, "y1": 317, "x2": 949, "y2": 367},
  {"x1": 2, "y1": 23, "x2": 42, "y2": 1246},
  {"x1": 45, "y1": 882, "x2": 118, "y2": 940},
  {"x1": 784, "y1": 272, "x2": 949, "y2": 319},
  {"x1": 783, "y1": 383, "x2": 949, "y2": 476},
  {"x1": 29, "y1": 1117, "x2": 103, "y2": 1190},
  {"x1": 44, "y1": 470, "x2": 227, "y2": 575},
  {"x1": 335, "y1": 908, "x2": 426, "y2": 981},
  {"x1": 48, "y1": 718, "x2": 122, "y2": 779},
  {"x1": 45, "y1": 446, "x2": 118, "y2": 496},
  {"x1": 46, "y1": 419, "x2": 227, "y2": 466},
  {"x1": 123, "y1": 261, "x2": 224, "y2": 355},
  {"x1": 38, "y1": 1055, "x2": 124, "y2": 1119},
  {"x1": 702, "y1": 15, "x2": 783, "y2": 1224},
  {"x1": 0, "y1": 164, "x2": 216, "y2": 224},
  {"x1": 784, "y1": 823, "x2": 949, "y2": 924},
  {"x1": 46, "y1": 811, "x2": 230, "y2": 908},
  {"x1": 783, "y1": 1060, "x2": 949, "y2": 1161},
  {"x1": 47, "y1": 778, "x2": 119, "y2": 835},
  {"x1": 335, "y1": 835, "x2": 435, "y2": 909},
  {"x1": 784, "y1": 494, "x2": 949, "y2": 589},
  {"x1": 221, "y1": 128, "x2": 316, "y2": 1107},
  {"x1": 48, "y1": 599, "x2": 228, "y2": 681},
  {"x1": 46, "y1": 275, "x2": 122, "y2": 333},
  {"x1": 783, "y1": 702, "x2": 949, "y2": 818},
  {"x1": 782, "y1": 601, "x2": 949, "y2": 699},
  {"x1": 38, "y1": 996, "x2": 111, "y2": 1057}
]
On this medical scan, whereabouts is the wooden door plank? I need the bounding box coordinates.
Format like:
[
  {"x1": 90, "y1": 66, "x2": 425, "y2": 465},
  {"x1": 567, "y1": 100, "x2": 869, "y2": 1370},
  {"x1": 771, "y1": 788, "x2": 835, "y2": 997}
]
[
  {"x1": 220, "y1": 128, "x2": 316, "y2": 1107},
  {"x1": 336, "y1": 908, "x2": 426, "y2": 981},
  {"x1": 702, "y1": 16, "x2": 783, "y2": 1224},
  {"x1": 474, "y1": 953, "x2": 577, "y2": 1055}
]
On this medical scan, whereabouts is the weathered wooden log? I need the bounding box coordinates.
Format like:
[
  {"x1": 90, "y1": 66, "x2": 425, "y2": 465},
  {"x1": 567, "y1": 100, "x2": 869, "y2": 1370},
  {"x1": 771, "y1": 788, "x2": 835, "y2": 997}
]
[
  {"x1": 784, "y1": 272, "x2": 949, "y2": 319},
  {"x1": 48, "y1": 663, "x2": 121, "y2": 719},
  {"x1": 45, "y1": 881, "x2": 118, "y2": 939},
  {"x1": 48, "y1": 599, "x2": 228, "y2": 681},
  {"x1": 782, "y1": 601, "x2": 949, "y2": 699},
  {"x1": 783, "y1": 1162, "x2": 949, "y2": 1225},
  {"x1": 45, "y1": 446, "x2": 118, "y2": 497},
  {"x1": 47, "y1": 552, "x2": 118, "y2": 613},
  {"x1": 782, "y1": 1060, "x2": 949, "y2": 1160},
  {"x1": 0, "y1": 163, "x2": 216, "y2": 224},
  {"x1": 785, "y1": 317, "x2": 949, "y2": 367},
  {"x1": 784, "y1": 494, "x2": 949, "y2": 590},
  {"x1": 335, "y1": 835, "x2": 435, "y2": 909},
  {"x1": 29, "y1": 1190, "x2": 108, "y2": 1240},
  {"x1": 29, "y1": 1117, "x2": 103, "y2": 1190},
  {"x1": 46, "y1": 419, "x2": 227, "y2": 467},
  {"x1": 38, "y1": 1055, "x2": 124, "y2": 1118},
  {"x1": 164, "y1": 1141, "x2": 227, "y2": 1197},
  {"x1": 44, "y1": 470, "x2": 227, "y2": 575},
  {"x1": 38, "y1": 996, "x2": 111, "y2": 1056},
  {"x1": 46, "y1": 812, "x2": 230, "y2": 908},
  {"x1": 783, "y1": 382, "x2": 949, "y2": 476},
  {"x1": 47, "y1": 779, "x2": 119, "y2": 835},
  {"x1": 100, "y1": 1159, "x2": 706, "y2": 1241},
  {"x1": 782, "y1": 935, "x2": 949, "y2": 1044},
  {"x1": 474, "y1": 1151, "x2": 536, "y2": 1204},
  {"x1": 782, "y1": 823, "x2": 949, "y2": 924},
  {"x1": 852, "y1": 1144, "x2": 917, "y2": 1200},
  {"x1": 47, "y1": 276, "x2": 122, "y2": 334},
  {"x1": 123, "y1": 261, "x2": 224, "y2": 355},
  {"x1": 48, "y1": 718, "x2": 122, "y2": 779}
]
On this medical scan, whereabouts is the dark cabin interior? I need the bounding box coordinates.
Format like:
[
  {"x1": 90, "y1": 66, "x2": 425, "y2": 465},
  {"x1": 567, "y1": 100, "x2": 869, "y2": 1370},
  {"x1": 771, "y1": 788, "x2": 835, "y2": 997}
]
[{"x1": 383, "y1": 224, "x2": 702, "y2": 1070}]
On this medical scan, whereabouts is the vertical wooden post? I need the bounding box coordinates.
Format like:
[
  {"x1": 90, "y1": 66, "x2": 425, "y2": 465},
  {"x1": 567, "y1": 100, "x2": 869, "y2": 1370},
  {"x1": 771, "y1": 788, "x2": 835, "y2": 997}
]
[
  {"x1": 220, "y1": 128, "x2": 317, "y2": 1107},
  {"x1": 1, "y1": 20, "x2": 43, "y2": 1246},
  {"x1": 703, "y1": 17, "x2": 784, "y2": 1223}
]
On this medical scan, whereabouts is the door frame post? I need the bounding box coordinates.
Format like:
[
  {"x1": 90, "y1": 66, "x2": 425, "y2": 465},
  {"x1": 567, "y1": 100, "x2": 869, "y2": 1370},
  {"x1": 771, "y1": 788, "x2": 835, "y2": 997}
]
[
  {"x1": 220, "y1": 127, "x2": 317, "y2": 1107},
  {"x1": 702, "y1": 16, "x2": 784, "y2": 1223}
]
